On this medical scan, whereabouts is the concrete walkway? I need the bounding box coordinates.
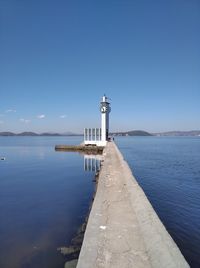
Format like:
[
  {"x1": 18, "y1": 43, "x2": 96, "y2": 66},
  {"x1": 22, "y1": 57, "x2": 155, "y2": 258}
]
[{"x1": 77, "y1": 142, "x2": 189, "y2": 268}]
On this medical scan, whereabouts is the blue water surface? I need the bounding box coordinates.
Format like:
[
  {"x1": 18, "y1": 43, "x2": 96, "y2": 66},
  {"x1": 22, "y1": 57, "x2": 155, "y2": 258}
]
[
  {"x1": 116, "y1": 136, "x2": 200, "y2": 268},
  {"x1": 1, "y1": 136, "x2": 200, "y2": 267},
  {"x1": 0, "y1": 136, "x2": 94, "y2": 268}
]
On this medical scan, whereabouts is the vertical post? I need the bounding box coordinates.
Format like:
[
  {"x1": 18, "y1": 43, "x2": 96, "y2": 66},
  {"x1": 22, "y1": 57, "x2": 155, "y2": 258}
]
[
  {"x1": 101, "y1": 113, "x2": 106, "y2": 142},
  {"x1": 106, "y1": 113, "x2": 109, "y2": 140},
  {"x1": 89, "y1": 158, "x2": 91, "y2": 171},
  {"x1": 84, "y1": 156, "x2": 86, "y2": 171},
  {"x1": 87, "y1": 157, "x2": 89, "y2": 171}
]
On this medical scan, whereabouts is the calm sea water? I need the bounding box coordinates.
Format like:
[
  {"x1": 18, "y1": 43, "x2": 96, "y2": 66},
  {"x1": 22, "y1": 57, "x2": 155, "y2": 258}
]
[
  {"x1": 1, "y1": 136, "x2": 200, "y2": 267},
  {"x1": 116, "y1": 136, "x2": 200, "y2": 268},
  {"x1": 0, "y1": 136, "x2": 96, "y2": 268}
]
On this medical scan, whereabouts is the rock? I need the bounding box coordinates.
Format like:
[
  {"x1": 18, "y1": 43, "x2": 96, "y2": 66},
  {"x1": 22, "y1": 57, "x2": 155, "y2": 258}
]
[{"x1": 64, "y1": 259, "x2": 78, "y2": 268}]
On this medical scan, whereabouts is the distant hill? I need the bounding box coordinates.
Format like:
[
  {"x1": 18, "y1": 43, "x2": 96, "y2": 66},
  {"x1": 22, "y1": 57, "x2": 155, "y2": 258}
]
[
  {"x1": 17, "y1": 132, "x2": 38, "y2": 136},
  {"x1": 1, "y1": 130, "x2": 199, "y2": 137},
  {"x1": 40, "y1": 133, "x2": 61, "y2": 136},
  {"x1": 154, "y1": 131, "x2": 200, "y2": 136},
  {"x1": 0, "y1": 132, "x2": 81, "y2": 136},
  {"x1": 112, "y1": 130, "x2": 152, "y2": 136},
  {"x1": 0, "y1": 132, "x2": 16, "y2": 136},
  {"x1": 112, "y1": 130, "x2": 200, "y2": 137},
  {"x1": 0, "y1": 130, "x2": 151, "y2": 137}
]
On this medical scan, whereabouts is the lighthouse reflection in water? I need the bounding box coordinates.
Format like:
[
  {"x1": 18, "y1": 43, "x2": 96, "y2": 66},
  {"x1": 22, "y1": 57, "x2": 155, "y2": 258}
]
[{"x1": 84, "y1": 154, "x2": 103, "y2": 172}]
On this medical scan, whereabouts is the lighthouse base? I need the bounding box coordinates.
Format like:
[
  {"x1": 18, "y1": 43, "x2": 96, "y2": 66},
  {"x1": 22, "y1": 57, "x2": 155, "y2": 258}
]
[
  {"x1": 84, "y1": 128, "x2": 108, "y2": 147},
  {"x1": 84, "y1": 140, "x2": 107, "y2": 147}
]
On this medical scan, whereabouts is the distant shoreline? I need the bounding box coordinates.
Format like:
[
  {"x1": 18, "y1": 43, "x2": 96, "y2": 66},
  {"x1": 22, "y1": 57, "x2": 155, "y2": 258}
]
[
  {"x1": 0, "y1": 130, "x2": 200, "y2": 137},
  {"x1": 0, "y1": 132, "x2": 83, "y2": 137}
]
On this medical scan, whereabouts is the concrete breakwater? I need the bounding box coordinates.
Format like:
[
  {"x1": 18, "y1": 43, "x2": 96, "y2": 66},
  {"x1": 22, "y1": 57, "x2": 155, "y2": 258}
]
[
  {"x1": 77, "y1": 142, "x2": 189, "y2": 268},
  {"x1": 55, "y1": 145, "x2": 104, "y2": 154}
]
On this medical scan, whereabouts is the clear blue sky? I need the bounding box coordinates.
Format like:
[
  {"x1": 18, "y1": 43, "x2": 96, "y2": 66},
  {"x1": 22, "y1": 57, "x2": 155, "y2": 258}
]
[{"x1": 0, "y1": 0, "x2": 199, "y2": 133}]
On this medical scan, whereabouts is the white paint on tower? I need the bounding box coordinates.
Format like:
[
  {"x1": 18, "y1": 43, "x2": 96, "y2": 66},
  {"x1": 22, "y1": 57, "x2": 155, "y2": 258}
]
[
  {"x1": 100, "y1": 95, "x2": 111, "y2": 145},
  {"x1": 84, "y1": 95, "x2": 111, "y2": 146}
]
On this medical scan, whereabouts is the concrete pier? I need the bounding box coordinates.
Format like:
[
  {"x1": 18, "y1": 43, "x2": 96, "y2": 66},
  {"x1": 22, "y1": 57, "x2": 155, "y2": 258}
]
[
  {"x1": 55, "y1": 145, "x2": 104, "y2": 154},
  {"x1": 77, "y1": 142, "x2": 189, "y2": 268}
]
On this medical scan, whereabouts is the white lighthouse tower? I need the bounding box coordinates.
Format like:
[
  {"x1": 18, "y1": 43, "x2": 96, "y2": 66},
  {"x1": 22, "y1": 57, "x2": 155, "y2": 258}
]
[
  {"x1": 84, "y1": 95, "x2": 111, "y2": 147},
  {"x1": 100, "y1": 95, "x2": 111, "y2": 145}
]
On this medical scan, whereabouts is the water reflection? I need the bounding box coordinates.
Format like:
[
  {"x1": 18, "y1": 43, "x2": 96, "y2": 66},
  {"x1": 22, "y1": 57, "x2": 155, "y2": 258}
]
[
  {"x1": 0, "y1": 136, "x2": 97, "y2": 268},
  {"x1": 83, "y1": 154, "x2": 103, "y2": 172}
]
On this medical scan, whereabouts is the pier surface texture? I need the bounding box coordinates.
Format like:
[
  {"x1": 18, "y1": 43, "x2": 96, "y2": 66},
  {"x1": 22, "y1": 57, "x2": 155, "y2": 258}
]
[{"x1": 77, "y1": 142, "x2": 189, "y2": 268}]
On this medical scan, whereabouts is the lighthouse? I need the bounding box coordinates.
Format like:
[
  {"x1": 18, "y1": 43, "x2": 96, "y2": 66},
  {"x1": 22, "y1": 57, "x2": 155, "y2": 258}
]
[
  {"x1": 100, "y1": 95, "x2": 111, "y2": 144},
  {"x1": 84, "y1": 95, "x2": 111, "y2": 146}
]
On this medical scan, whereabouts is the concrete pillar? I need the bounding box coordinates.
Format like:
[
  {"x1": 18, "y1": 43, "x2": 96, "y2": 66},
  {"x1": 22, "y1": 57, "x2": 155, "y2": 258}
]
[{"x1": 101, "y1": 113, "x2": 106, "y2": 142}]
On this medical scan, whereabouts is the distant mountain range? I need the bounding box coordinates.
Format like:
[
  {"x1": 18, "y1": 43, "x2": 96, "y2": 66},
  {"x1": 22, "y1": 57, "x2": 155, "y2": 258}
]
[
  {"x1": 0, "y1": 132, "x2": 81, "y2": 136},
  {"x1": 113, "y1": 130, "x2": 200, "y2": 136},
  {"x1": 112, "y1": 130, "x2": 152, "y2": 136},
  {"x1": 153, "y1": 131, "x2": 200, "y2": 136},
  {"x1": 0, "y1": 130, "x2": 200, "y2": 137}
]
